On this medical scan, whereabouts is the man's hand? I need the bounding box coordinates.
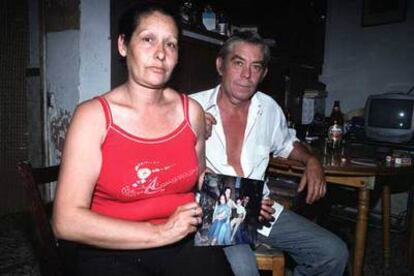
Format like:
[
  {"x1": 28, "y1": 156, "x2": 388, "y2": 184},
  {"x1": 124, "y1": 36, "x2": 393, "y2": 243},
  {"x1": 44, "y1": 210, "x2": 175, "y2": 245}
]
[
  {"x1": 204, "y1": 112, "x2": 217, "y2": 139},
  {"x1": 298, "y1": 156, "x2": 326, "y2": 204},
  {"x1": 258, "y1": 198, "x2": 275, "y2": 226}
]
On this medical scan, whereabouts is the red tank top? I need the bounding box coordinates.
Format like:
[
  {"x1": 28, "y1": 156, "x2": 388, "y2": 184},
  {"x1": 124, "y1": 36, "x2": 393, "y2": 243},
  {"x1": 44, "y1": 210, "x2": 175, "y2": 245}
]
[{"x1": 91, "y1": 95, "x2": 198, "y2": 224}]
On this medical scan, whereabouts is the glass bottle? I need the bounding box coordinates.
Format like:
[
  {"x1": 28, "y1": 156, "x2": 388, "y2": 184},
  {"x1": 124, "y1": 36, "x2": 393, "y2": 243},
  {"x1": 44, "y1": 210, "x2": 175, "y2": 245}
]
[
  {"x1": 202, "y1": 5, "x2": 216, "y2": 31},
  {"x1": 216, "y1": 11, "x2": 228, "y2": 36},
  {"x1": 329, "y1": 100, "x2": 344, "y2": 126},
  {"x1": 286, "y1": 110, "x2": 294, "y2": 129},
  {"x1": 327, "y1": 101, "x2": 344, "y2": 149},
  {"x1": 328, "y1": 120, "x2": 343, "y2": 150}
]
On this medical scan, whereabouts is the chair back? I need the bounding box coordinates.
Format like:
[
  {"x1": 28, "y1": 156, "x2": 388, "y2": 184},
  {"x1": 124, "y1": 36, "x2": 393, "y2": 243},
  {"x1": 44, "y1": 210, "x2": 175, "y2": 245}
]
[{"x1": 17, "y1": 161, "x2": 63, "y2": 276}]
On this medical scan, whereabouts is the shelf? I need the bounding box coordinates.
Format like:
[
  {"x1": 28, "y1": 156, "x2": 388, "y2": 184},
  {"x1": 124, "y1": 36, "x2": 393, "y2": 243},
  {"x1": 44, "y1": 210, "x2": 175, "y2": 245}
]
[{"x1": 182, "y1": 29, "x2": 224, "y2": 45}]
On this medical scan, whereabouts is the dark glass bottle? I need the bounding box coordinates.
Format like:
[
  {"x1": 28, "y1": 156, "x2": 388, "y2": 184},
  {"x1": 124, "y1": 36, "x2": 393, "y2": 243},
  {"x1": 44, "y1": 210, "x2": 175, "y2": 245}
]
[
  {"x1": 216, "y1": 11, "x2": 229, "y2": 36},
  {"x1": 327, "y1": 101, "x2": 344, "y2": 150},
  {"x1": 286, "y1": 110, "x2": 294, "y2": 129},
  {"x1": 329, "y1": 100, "x2": 344, "y2": 126}
]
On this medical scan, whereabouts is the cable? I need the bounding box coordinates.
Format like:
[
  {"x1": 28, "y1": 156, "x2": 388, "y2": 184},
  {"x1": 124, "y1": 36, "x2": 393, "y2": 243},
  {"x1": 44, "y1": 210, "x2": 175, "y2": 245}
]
[{"x1": 406, "y1": 85, "x2": 414, "y2": 95}]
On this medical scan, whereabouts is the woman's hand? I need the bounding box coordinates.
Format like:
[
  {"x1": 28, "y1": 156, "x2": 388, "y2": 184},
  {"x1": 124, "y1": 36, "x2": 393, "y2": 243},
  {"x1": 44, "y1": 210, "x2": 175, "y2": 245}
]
[{"x1": 158, "y1": 202, "x2": 202, "y2": 244}]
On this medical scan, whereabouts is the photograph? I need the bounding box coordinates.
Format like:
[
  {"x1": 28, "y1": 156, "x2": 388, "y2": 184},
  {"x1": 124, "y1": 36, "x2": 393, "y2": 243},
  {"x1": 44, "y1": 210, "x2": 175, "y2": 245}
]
[{"x1": 194, "y1": 172, "x2": 264, "y2": 247}]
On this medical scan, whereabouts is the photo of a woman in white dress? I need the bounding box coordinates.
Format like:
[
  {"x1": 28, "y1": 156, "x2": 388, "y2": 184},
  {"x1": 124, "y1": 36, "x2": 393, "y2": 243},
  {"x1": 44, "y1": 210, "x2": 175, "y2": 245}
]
[{"x1": 230, "y1": 197, "x2": 246, "y2": 241}]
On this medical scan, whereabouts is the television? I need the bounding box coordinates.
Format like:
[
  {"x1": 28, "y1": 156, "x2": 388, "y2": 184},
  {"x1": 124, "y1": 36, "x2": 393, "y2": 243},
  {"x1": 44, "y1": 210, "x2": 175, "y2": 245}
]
[{"x1": 365, "y1": 92, "x2": 414, "y2": 143}]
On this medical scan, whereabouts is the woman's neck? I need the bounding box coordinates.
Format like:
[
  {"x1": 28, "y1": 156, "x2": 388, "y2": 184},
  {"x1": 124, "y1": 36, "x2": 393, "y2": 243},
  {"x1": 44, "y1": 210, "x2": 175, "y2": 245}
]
[{"x1": 123, "y1": 81, "x2": 167, "y2": 107}]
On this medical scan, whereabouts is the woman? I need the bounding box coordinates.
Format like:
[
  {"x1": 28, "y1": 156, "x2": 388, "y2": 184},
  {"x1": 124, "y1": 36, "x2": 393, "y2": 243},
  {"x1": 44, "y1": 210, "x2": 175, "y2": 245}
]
[
  {"x1": 52, "y1": 2, "x2": 232, "y2": 275},
  {"x1": 208, "y1": 193, "x2": 232, "y2": 245}
]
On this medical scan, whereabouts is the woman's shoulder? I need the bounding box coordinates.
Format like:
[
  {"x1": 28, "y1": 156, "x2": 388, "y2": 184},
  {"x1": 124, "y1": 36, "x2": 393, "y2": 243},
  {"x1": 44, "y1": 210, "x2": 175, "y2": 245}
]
[
  {"x1": 75, "y1": 96, "x2": 105, "y2": 116},
  {"x1": 165, "y1": 88, "x2": 204, "y2": 119},
  {"x1": 188, "y1": 96, "x2": 204, "y2": 114},
  {"x1": 70, "y1": 93, "x2": 112, "y2": 127}
]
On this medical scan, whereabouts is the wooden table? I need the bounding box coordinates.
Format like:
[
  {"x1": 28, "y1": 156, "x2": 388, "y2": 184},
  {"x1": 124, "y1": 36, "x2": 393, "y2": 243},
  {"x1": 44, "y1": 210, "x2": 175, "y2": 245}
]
[{"x1": 267, "y1": 146, "x2": 414, "y2": 276}]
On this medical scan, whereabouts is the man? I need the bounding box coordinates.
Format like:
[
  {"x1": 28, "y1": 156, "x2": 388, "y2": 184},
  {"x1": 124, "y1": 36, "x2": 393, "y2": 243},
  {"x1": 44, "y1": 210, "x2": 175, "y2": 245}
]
[{"x1": 191, "y1": 31, "x2": 348, "y2": 276}]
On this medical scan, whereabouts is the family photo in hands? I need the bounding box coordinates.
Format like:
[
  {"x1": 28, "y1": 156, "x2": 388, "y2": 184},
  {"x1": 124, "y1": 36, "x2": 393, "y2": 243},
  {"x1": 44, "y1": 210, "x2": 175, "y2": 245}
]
[{"x1": 195, "y1": 173, "x2": 264, "y2": 246}]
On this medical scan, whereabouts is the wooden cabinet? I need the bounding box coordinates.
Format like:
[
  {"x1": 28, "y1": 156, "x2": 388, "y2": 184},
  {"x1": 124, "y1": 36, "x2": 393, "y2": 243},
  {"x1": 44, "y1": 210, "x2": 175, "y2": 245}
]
[
  {"x1": 169, "y1": 31, "x2": 221, "y2": 94},
  {"x1": 207, "y1": 0, "x2": 326, "y2": 69}
]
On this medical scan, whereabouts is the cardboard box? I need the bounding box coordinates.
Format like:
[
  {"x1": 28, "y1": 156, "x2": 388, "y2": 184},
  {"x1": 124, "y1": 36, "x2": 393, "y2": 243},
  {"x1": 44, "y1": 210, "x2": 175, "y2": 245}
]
[{"x1": 302, "y1": 93, "x2": 325, "y2": 125}]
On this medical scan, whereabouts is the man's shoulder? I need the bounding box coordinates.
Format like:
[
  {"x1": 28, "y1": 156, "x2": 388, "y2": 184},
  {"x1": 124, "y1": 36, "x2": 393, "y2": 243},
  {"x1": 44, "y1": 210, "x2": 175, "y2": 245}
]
[
  {"x1": 189, "y1": 87, "x2": 216, "y2": 108},
  {"x1": 190, "y1": 88, "x2": 214, "y2": 98},
  {"x1": 255, "y1": 92, "x2": 282, "y2": 110}
]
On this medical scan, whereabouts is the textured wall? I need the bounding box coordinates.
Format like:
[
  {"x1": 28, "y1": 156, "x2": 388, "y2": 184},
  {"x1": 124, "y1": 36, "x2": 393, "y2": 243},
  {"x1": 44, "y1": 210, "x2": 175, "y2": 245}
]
[
  {"x1": 46, "y1": 30, "x2": 80, "y2": 165},
  {"x1": 45, "y1": 0, "x2": 110, "y2": 164}
]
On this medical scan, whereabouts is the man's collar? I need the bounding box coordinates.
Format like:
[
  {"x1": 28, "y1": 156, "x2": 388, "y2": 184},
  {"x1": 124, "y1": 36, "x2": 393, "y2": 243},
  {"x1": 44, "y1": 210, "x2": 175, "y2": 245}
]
[
  {"x1": 206, "y1": 84, "x2": 263, "y2": 115},
  {"x1": 204, "y1": 85, "x2": 221, "y2": 113}
]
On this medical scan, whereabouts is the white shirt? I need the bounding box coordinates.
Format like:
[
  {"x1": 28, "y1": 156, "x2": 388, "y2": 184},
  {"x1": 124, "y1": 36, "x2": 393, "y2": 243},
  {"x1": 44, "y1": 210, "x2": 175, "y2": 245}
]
[{"x1": 191, "y1": 85, "x2": 299, "y2": 233}]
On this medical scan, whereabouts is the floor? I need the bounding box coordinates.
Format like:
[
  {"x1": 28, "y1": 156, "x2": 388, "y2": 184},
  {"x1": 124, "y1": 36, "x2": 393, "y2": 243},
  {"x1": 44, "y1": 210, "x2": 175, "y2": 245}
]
[
  {"x1": 0, "y1": 211, "x2": 413, "y2": 276},
  {"x1": 318, "y1": 211, "x2": 414, "y2": 276}
]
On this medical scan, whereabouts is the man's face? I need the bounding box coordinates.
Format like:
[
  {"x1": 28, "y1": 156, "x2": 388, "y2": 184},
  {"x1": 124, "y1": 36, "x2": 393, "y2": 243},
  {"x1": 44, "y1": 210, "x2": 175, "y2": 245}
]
[
  {"x1": 243, "y1": 196, "x2": 250, "y2": 206},
  {"x1": 225, "y1": 188, "x2": 231, "y2": 199},
  {"x1": 217, "y1": 42, "x2": 268, "y2": 105}
]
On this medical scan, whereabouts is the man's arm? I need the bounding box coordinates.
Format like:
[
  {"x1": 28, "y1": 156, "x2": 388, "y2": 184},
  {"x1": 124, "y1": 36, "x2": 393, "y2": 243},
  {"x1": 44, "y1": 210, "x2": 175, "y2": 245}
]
[{"x1": 287, "y1": 142, "x2": 326, "y2": 204}]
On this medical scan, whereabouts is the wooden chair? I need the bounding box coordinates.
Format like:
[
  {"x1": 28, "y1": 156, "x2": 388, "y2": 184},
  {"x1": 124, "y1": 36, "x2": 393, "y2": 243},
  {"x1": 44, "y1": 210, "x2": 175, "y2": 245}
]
[
  {"x1": 255, "y1": 245, "x2": 285, "y2": 276},
  {"x1": 17, "y1": 161, "x2": 63, "y2": 276}
]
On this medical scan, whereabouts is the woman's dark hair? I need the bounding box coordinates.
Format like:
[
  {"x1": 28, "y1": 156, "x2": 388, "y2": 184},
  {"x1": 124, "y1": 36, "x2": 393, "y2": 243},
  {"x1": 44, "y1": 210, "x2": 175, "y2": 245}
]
[
  {"x1": 118, "y1": 0, "x2": 181, "y2": 46},
  {"x1": 217, "y1": 31, "x2": 271, "y2": 67},
  {"x1": 217, "y1": 192, "x2": 228, "y2": 203}
]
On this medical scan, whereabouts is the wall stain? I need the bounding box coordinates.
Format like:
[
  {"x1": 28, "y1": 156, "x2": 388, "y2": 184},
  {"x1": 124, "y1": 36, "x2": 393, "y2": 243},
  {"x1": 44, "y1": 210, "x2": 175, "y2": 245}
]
[{"x1": 49, "y1": 108, "x2": 71, "y2": 162}]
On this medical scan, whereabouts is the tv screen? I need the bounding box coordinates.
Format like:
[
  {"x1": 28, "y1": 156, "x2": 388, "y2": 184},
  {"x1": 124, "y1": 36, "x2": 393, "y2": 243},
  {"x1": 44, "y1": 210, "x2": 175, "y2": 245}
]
[
  {"x1": 368, "y1": 99, "x2": 414, "y2": 129},
  {"x1": 365, "y1": 93, "x2": 414, "y2": 143}
]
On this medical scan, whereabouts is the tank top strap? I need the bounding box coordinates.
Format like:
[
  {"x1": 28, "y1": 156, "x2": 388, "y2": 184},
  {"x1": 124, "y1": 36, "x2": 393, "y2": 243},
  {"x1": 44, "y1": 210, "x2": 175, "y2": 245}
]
[
  {"x1": 95, "y1": 96, "x2": 112, "y2": 129},
  {"x1": 180, "y1": 94, "x2": 190, "y2": 122}
]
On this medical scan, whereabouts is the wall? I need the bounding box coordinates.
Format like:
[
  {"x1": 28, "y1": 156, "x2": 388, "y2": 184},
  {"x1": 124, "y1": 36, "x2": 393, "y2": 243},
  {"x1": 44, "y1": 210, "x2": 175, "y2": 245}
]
[
  {"x1": 79, "y1": 0, "x2": 110, "y2": 101},
  {"x1": 46, "y1": 0, "x2": 110, "y2": 165},
  {"x1": 46, "y1": 31, "x2": 80, "y2": 164},
  {"x1": 27, "y1": 0, "x2": 43, "y2": 167},
  {"x1": 1, "y1": 0, "x2": 29, "y2": 214},
  {"x1": 321, "y1": 0, "x2": 414, "y2": 114},
  {"x1": 321, "y1": 0, "x2": 414, "y2": 217}
]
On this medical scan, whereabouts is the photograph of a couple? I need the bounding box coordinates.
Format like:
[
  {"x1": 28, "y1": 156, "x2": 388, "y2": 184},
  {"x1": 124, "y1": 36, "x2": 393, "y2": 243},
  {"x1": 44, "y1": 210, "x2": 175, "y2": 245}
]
[{"x1": 195, "y1": 172, "x2": 264, "y2": 247}]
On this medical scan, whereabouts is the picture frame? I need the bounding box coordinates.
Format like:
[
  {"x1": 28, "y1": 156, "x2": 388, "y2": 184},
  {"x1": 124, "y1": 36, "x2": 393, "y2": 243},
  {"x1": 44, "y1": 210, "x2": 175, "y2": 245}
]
[
  {"x1": 194, "y1": 172, "x2": 264, "y2": 247},
  {"x1": 362, "y1": 0, "x2": 406, "y2": 27}
]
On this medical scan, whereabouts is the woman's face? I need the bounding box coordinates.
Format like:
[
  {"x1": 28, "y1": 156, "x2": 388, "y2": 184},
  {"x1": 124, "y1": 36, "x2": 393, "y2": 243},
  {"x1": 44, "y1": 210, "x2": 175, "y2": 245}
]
[
  {"x1": 118, "y1": 11, "x2": 178, "y2": 89},
  {"x1": 219, "y1": 194, "x2": 226, "y2": 204}
]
